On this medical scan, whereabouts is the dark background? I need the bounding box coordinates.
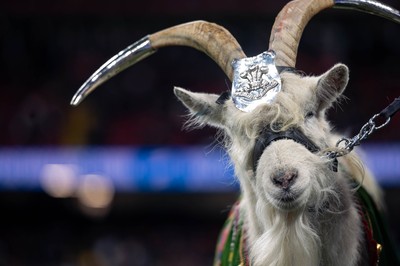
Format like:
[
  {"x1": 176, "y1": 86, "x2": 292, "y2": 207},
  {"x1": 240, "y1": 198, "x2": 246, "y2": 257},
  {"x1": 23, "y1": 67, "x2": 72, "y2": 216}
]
[{"x1": 1, "y1": 0, "x2": 400, "y2": 265}]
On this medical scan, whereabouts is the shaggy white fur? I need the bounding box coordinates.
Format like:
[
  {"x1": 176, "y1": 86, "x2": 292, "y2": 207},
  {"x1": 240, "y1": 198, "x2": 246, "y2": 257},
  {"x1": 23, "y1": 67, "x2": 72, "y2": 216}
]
[{"x1": 174, "y1": 64, "x2": 382, "y2": 265}]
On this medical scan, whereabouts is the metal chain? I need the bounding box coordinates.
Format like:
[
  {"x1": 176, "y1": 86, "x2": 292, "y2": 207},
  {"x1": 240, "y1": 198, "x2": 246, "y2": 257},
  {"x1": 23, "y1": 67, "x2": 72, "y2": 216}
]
[{"x1": 326, "y1": 113, "x2": 391, "y2": 159}]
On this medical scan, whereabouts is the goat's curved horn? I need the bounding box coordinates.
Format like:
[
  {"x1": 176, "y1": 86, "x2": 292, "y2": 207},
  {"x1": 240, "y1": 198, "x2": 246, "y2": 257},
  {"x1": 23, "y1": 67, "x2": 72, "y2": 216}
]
[
  {"x1": 269, "y1": 0, "x2": 400, "y2": 67},
  {"x1": 71, "y1": 20, "x2": 246, "y2": 106},
  {"x1": 269, "y1": 0, "x2": 335, "y2": 67}
]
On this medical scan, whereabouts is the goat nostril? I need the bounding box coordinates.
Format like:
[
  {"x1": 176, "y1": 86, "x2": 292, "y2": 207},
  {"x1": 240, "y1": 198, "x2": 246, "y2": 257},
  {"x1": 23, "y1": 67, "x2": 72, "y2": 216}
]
[{"x1": 271, "y1": 170, "x2": 298, "y2": 189}]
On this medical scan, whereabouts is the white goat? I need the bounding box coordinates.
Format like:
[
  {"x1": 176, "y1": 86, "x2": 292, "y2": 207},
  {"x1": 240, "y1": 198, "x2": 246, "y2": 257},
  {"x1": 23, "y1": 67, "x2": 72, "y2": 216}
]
[
  {"x1": 174, "y1": 65, "x2": 381, "y2": 265},
  {"x1": 71, "y1": 0, "x2": 400, "y2": 265}
]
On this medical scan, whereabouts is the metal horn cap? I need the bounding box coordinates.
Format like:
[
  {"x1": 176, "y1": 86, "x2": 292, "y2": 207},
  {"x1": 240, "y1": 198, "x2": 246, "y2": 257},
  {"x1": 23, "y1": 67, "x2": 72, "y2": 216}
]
[{"x1": 70, "y1": 36, "x2": 155, "y2": 106}]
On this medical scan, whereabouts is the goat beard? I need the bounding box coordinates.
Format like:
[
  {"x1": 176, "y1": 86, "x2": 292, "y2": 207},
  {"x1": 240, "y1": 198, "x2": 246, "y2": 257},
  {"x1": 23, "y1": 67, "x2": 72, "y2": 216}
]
[
  {"x1": 249, "y1": 195, "x2": 321, "y2": 266},
  {"x1": 249, "y1": 170, "x2": 343, "y2": 266},
  {"x1": 250, "y1": 204, "x2": 321, "y2": 266}
]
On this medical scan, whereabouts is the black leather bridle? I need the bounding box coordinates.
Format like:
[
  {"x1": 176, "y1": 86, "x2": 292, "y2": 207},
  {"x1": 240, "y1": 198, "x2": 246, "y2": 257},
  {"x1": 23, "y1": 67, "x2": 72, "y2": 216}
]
[{"x1": 252, "y1": 127, "x2": 338, "y2": 173}]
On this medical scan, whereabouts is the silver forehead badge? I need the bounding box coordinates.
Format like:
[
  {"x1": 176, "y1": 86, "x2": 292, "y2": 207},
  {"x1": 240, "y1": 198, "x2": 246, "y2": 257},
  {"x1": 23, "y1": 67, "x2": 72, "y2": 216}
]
[{"x1": 232, "y1": 51, "x2": 281, "y2": 112}]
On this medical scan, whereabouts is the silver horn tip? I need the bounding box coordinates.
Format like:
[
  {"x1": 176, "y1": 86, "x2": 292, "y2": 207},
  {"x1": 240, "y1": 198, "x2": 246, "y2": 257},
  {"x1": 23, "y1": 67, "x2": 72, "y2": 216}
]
[
  {"x1": 69, "y1": 36, "x2": 156, "y2": 107},
  {"x1": 70, "y1": 93, "x2": 84, "y2": 106}
]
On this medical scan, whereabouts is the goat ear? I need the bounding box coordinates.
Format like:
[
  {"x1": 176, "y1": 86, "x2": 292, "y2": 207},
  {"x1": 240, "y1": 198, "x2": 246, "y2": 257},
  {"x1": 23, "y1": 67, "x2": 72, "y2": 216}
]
[
  {"x1": 174, "y1": 86, "x2": 225, "y2": 128},
  {"x1": 316, "y1": 63, "x2": 349, "y2": 111}
]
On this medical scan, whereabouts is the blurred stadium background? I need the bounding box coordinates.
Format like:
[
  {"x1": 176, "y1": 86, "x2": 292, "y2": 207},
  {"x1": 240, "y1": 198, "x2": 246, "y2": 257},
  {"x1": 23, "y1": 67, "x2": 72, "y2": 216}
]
[{"x1": 1, "y1": 0, "x2": 400, "y2": 265}]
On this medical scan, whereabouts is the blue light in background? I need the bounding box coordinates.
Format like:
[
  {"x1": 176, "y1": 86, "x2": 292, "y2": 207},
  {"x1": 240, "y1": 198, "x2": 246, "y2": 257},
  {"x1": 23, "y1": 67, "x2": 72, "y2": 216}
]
[
  {"x1": 0, "y1": 144, "x2": 398, "y2": 192},
  {"x1": 0, "y1": 146, "x2": 237, "y2": 192},
  {"x1": 362, "y1": 143, "x2": 400, "y2": 187}
]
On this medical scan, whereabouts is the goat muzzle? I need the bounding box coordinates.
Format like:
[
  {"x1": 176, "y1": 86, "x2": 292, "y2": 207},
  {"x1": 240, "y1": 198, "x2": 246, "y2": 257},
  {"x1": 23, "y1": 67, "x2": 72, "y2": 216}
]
[
  {"x1": 253, "y1": 127, "x2": 339, "y2": 173},
  {"x1": 253, "y1": 127, "x2": 319, "y2": 172}
]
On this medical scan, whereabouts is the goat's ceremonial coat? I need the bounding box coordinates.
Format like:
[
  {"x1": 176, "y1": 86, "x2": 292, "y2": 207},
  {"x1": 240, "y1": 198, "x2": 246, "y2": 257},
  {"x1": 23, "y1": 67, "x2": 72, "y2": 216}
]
[{"x1": 214, "y1": 185, "x2": 400, "y2": 266}]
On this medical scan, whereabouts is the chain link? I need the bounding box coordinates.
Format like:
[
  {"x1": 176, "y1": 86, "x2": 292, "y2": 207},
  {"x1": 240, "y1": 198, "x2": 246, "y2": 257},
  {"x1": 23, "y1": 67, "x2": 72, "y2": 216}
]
[{"x1": 326, "y1": 113, "x2": 391, "y2": 159}]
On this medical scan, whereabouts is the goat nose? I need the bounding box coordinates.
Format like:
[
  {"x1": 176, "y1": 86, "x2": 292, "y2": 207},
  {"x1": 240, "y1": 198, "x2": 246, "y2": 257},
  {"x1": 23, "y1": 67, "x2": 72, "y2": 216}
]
[{"x1": 271, "y1": 169, "x2": 298, "y2": 189}]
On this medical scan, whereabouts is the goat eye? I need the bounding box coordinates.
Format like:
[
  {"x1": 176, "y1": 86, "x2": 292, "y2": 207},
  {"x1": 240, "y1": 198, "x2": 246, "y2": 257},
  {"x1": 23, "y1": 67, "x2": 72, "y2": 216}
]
[{"x1": 305, "y1": 111, "x2": 315, "y2": 119}]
